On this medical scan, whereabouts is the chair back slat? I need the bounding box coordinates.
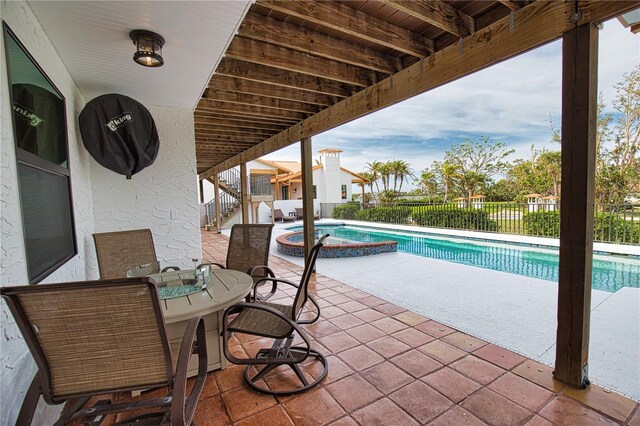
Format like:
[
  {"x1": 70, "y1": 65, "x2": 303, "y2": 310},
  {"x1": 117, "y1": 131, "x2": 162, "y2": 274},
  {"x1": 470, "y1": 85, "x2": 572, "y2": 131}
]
[
  {"x1": 226, "y1": 224, "x2": 273, "y2": 279},
  {"x1": 1, "y1": 279, "x2": 171, "y2": 401},
  {"x1": 93, "y1": 229, "x2": 159, "y2": 279},
  {"x1": 292, "y1": 235, "x2": 328, "y2": 319}
]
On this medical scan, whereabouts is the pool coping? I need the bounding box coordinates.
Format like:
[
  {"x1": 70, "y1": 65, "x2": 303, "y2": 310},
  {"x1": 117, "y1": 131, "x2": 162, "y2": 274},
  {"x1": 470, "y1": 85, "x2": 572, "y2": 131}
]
[{"x1": 276, "y1": 231, "x2": 398, "y2": 257}]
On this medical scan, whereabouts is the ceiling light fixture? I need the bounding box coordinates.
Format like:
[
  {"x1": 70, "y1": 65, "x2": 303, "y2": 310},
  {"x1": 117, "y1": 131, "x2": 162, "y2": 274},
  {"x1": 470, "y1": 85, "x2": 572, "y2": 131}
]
[{"x1": 129, "y1": 30, "x2": 165, "y2": 67}]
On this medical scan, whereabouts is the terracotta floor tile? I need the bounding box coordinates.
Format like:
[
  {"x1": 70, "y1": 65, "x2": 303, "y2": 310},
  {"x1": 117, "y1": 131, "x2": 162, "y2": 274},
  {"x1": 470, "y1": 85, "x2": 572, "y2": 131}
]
[
  {"x1": 215, "y1": 364, "x2": 246, "y2": 392},
  {"x1": 305, "y1": 321, "x2": 341, "y2": 338},
  {"x1": 321, "y1": 306, "x2": 347, "y2": 319},
  {"x1": 441, "y1": 332, "x2": 488, "y2": 352},
  {"x1": 352, "y1": 398, "x2": 419, "y2": 426},
  {"x1": 317, "y1": 331, "x2": 360, "y2": 354},
  {"x1": 283, "y1": 388, "x2": 345, "y2": 425},
  {"x1": 473, "y1": 343, "x2": 527, "y2": 370},
  {"x1": 324, "y1": 294, "x2": 352, "y2": 305},
  {"x1": 628, "y1": 406, "x2": 640, "y2": 426},
  {"x1": 392, "y1": 311, "x2": 428, "y2": 326},
  {"x1": 342, "y1": 289, "x2": 371, "y2": 299},
  {"x1": 451, "y1": 355, "x2": 506, "y2": 385},
  {"x1": 234, "y1": 406, "x2": 294, "y2": 426},
  {"x1": 242, "y1": 337, "x2": 276, "y2": 358},
  {"x1": 261, "y1": 367, "x2": 315, "y2": 397},
  {"x1": 338, "y1": 345, "x2": 384, "y2": 371},
  {"x1": 391, "y1": 327, "x2": 435, "y2": 348},
  {"x1": 462, "y1": 388, "x2": 532, "y2": 426},
  {"x1": 316, "y1": 289, "x2": 339, "y2": 298},
  {"x1": 538, "y1": 396, "x2": 619, "y2": 425},
  {"x1": 512, "y1": 360, "x2": 565, "y2": 393},
  {"x1": 326, "y1": 375, "x2": 383, "y2": 412},
  {"x1": 489, "y1": 372, "x2": 553, "y2": 412},
  {"x1": 337, "y1": 300, "x2": 368, "y2": 313},
  {"x1": 360, "y1": 361, "x2": 413, "y2": 394},
  {"x1": 192, "y1": 394, "x2": 230, "y2": 426},
  {"x1": 352, "y1": 308, "x2": 387, "y2": 323},
  {"x1": 329, "y1": 314, "x2": 365, "y2": 330},
  {"x1": 422, "y1": 367, "x2": 481, "y2": 403},
  {"x1": 390, "y1": 349, "x2": 443, "y2": 378},
  {"x1": 359, "y1": 295, "x2": 387, "y2": 307},
  {"x1": 414, "y1": 320, "x2": 456, "y2": 338},
  {"x1": 561, "y1": 383, "x2": 636, "y2": 423},
  {"x1": 307, "y1": 355, "x2": 353, "y2": 384},
  {"x1": 373, "y1": 303, "x2": 406, "y2": 316},
  {"x1": 366, "y1": 335, "x2": 411, "y2": 358},
  {"x1": 328, "y1": 416, "x2": 359, "y2": 426},
  {"x1": 332, "y1": 285, "x2": 354, "y2": 294},
  {"x1": 390, "y1": 381, "x2": 452, "y2": 423},
  {"x1": 197, "y1": 373, "x2": 220, "y2": 400},
  {"x1": 371, "y1": 317, "x2": 408, "y2": 334},
  {"x1": 418, "y1": 340, "x2": 467, "y2": 364},
  {"x1": 220, "y1": 386, "x2": 277, "y2": 422},
  {"x1": 429, "y1": 406, "x2": 486, "y2": 426},
  {"x1": 525, "y1": 415, "x2": 555, "y2": 426},
  {"x1": 346, "y1": 324, "x2": 386, "y2": 343}
]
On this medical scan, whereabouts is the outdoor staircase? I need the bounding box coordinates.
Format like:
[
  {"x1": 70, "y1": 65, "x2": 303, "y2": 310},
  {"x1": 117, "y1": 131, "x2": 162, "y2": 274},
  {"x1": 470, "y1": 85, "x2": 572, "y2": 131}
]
[{"x1": 205, "y1": 167, "x2": 242, "y2": 230}]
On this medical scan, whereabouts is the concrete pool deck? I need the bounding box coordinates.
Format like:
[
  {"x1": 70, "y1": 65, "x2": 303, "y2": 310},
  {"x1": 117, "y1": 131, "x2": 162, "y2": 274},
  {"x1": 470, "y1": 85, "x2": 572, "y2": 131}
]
[{"x1": 261, "y1": 220, "x2": 640, "y2": 401}]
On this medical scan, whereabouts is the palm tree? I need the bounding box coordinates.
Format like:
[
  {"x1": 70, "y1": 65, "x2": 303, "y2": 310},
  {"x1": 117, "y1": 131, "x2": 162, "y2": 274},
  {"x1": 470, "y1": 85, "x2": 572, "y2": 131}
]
[
  {"x1": 379, "y1": 162, "x2": 392, "y2": 192},
  {"x1": 359, "y1": 171, "x2": 375, "y2": 201},
  {"x1": 365, "y1": 161, "x2": 383, "y2": 195},
  {"x1": 419, "y1": 170, "x2": 437, "y2": 200},
  {"x1": 395, "y1": 160, "x2": 415, "y2": 193},
  {"x1": 441, "y1": 161, "x2": 460, "y2": 204},
  {"x1": 458, "y1": 171, "x2": 487, "y2": 201}
]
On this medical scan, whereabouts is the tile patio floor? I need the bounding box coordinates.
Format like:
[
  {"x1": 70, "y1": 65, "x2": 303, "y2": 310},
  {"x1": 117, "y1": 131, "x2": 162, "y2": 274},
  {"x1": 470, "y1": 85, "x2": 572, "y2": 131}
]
[{"x1": 99, "y1": 231, "x2": 640, "y2": 425}]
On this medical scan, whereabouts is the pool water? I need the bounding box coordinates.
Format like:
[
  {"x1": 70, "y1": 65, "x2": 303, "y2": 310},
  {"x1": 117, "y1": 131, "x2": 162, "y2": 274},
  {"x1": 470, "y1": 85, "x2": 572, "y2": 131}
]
[{"x1": 292, "y1": 224, "x2": 640, "y2": 293}]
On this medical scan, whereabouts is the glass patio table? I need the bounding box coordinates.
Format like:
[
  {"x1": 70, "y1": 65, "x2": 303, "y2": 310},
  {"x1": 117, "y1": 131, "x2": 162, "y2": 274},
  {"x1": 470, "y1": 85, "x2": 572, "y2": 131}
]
[{"x1": 127, "y1": 260, "x2": 253, "y2": 376}]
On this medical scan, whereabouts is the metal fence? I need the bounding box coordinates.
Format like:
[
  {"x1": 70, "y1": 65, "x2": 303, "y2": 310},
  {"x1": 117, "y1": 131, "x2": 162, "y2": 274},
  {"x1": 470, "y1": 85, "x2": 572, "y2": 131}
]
[{"x1": 321, "y1": 202, "x2": 640, "y2": 245}]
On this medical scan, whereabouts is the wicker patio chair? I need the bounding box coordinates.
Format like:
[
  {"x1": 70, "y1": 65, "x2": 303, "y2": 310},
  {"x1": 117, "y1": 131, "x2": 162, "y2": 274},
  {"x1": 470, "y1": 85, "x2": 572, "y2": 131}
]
[
  {"x1": 212, "y1": 224, "x2": 278, "y2": 301},
  {"x1": 222, "y1": 234, "x2": 329, "y2": 396},
  {"x1": 93, "y1": 228, "x2": 160, "y2": 279},
  {"x1": 0, "y1": 277, "x2": 207, "y2": 426},
  {"x1": 273, "y1": 209, "x2": 296, "y2": 222},
  {"x1": 295, "y1": 207, "x2": 320, "y2": 220}
]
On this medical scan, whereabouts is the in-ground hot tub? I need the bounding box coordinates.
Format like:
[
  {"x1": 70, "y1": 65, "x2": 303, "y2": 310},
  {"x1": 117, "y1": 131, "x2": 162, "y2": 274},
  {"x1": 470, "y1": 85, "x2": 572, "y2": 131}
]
[{"x1": 276, "y1": 230, "x2": 397, "y2": 258}]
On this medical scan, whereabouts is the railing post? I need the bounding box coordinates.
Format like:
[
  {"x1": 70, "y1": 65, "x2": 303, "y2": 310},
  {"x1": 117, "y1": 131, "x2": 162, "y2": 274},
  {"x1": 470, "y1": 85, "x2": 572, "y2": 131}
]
[
  {"x1": 300, "y1": 137, "x2": 315, "y2": 264},
  {"x1": 213, "y1": 174, "x2": 222, "y2": 234},
  {"x1": 240, "y1": 163, "x2": 249, "y2": 224}
]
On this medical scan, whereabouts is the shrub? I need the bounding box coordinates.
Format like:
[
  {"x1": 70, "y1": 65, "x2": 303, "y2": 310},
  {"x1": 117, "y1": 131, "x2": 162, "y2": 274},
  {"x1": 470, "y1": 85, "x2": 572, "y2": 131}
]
[
  {"x1": 412, "y1": 207, "x2": 498, "y2": 231},
  {"x1": 593, "y1": 212, "x2": 640, "y2": 244},
  {"x1": 522, "y1": 210, "x2": 560, "y2": 237},
  {"x1": 332, "y1": 202, "x2": 360, "y2": 219},
  {"x1": 356, "y1": 206, "x2": 412, "y2": 224}
]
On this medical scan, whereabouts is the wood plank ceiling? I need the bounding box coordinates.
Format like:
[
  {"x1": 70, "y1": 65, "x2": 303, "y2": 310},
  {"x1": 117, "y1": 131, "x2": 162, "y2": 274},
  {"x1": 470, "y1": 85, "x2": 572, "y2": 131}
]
[{"x1": 194, "y1": 0, "x2": 530, "y2": 175}]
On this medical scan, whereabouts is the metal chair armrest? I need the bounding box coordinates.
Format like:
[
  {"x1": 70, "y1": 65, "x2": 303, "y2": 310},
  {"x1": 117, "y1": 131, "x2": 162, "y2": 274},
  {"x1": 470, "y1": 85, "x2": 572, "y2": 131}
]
[
  {"x1": 211, "y1": 262, "x2": 226, "y2": 269},
  {"x1": 251, "y1": 277, "x2": 299, "y2": 302},
  {"x1": 297, "y1": 295, "x2": 321, "y2": 325},
  {"x1": 172, "y1": 316, "x2": 207, "y2": 426}
]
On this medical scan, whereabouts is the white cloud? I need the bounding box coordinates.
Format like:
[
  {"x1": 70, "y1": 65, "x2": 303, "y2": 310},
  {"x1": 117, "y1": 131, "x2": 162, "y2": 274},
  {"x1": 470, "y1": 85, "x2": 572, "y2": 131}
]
[{"x1": 263, "y1": 20, "x2": 639, "y2": 190}]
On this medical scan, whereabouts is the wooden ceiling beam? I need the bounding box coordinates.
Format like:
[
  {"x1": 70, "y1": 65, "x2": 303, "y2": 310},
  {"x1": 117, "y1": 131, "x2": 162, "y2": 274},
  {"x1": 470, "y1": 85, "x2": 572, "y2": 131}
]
[
  {"x1": 239, "y1": 12, "x2": 401, "y2": 75},
  {"x1": 195, "y1": 134, "x2": 265, "y2": 144},
  {"x1": 197, "y1": 100, "x2": 309, "y2": 121},
  {"x1": 257, "y1": 0, "x2": 434, "y2": 57},
  {"x1": 194, "y1": 127, "x2": 276, "y2": 138},
  {"x1": 226, "y1": 37, "x2": 376, "y2": 87},
  {"x1": 200, "y1": 1, "x2": 637, "y2": 179},
  {"x1": 194, "y1": 111, "x2": 298, "y2": 126},
  {"x1": 201, "y1": 89, "x2": 320, "y2": 114},
  {"x1": 216, "y1": 58, "x2": 356, "y2": 98},
  {"x1": 497, "y1": 0, "x2": 523, "y2": 11},
  {"x1": 208, "y1": 75, "x2": 336, "y2": 106},
  {"x1": 380, "y1": 0, "x2": 475, "y2": 38},
  {"x1": 194, "y1": 117, "x2": 287, "y2": 132}
]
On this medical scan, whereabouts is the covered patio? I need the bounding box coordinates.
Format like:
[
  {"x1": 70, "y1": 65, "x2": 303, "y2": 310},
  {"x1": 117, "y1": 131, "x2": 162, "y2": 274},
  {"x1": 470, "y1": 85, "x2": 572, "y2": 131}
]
[{"x1": 1, "y1": 0, "x2": 639, "y2": 424}]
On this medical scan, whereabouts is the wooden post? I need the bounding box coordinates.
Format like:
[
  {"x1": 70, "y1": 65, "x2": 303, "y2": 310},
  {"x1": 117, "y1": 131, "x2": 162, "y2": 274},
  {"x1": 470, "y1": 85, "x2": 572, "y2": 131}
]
[
  {"x1": 554, "y1": 23, "x2": 598, "y2": 389},
  {"x1": 199, "y1": 179, "x2": 205, "y2": 203},
  {"x1": 213, "y1": 174, "x2": 222, "y2": 234},
  {"x1": 240, "y1": 163, "x2": 249, "y2": 224},
  {"x1": 300, "y1": 137, "x2": 315, "y2": 263},
  {"x1": 361, "y1": 182, "x2": 366, "y2": 203}
]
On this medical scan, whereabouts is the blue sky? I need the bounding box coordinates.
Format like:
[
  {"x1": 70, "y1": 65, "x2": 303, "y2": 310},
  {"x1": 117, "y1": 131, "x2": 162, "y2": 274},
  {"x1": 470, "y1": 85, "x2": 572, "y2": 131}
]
[{"x1": 263, "y1": 18, "x2": 640, "y2": 190}]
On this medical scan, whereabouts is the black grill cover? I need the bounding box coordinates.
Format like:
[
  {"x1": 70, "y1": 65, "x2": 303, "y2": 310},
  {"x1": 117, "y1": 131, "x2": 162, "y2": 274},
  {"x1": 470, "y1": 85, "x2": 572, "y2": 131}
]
[{"x1": 79, "y1": 94, "x2": 159, "y2": 178}]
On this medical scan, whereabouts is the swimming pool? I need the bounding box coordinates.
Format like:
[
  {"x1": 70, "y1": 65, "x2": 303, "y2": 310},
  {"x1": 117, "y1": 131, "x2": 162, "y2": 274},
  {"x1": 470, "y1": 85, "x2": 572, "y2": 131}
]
[{"x1": 288, "y1": 223, "x2": 640, "y2": 293}]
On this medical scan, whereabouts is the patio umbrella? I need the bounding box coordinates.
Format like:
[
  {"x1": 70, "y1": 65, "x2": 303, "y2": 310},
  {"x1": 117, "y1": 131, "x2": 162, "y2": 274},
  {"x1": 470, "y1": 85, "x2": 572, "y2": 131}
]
[{"x1": 79, "y1": 93, "x2": 159, "y2": 178}]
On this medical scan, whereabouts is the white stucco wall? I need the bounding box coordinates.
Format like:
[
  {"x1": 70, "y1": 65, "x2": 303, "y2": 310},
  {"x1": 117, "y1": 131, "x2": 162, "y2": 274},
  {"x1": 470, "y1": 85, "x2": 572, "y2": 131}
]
[
  {"x1": 0, "y1": 2, "x2": 94, "y2": 424},
  {"x1": 91, "y1": 105, "x2": 201, "y2": 266}
]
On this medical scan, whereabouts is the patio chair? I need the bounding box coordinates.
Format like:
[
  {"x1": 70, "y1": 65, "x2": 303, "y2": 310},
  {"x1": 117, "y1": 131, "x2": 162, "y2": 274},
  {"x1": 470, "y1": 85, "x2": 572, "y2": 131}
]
[
  {"x1": 222, "y1": 234, "x2": 329, "y2": 396},
  {"x1": 0, "y1": 277, "x2": 207, "y2": 426},
  {"x1": 273, "y1": 208, "x2": 296, "y2": 222},
  {"x1": 212, "y1": 224, "x2": 277, "y2": 300},
  {"x1": 295, "y1": 207, "x2": 320, "y2": 220},
  {"x1": 93, "y1": 228, "x2": 159, "y2": 279}
]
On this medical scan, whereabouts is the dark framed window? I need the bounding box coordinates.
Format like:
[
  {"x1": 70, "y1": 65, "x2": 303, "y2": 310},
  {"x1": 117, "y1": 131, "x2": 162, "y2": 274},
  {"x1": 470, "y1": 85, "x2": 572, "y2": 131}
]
[
  {"x1": 313, "y1": 185, "x2": 317, "y2": 200},
  {"x1": 341, "y1": 185, "x2": 347, "y2": 200},
  {"x1": 4, "y1": 23, "x2": 77, "y2": 283}
]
